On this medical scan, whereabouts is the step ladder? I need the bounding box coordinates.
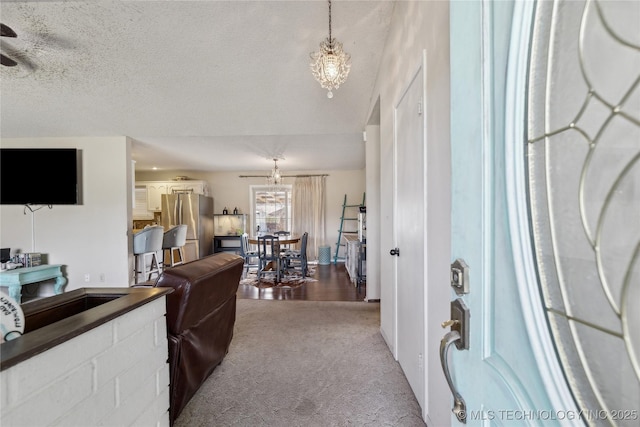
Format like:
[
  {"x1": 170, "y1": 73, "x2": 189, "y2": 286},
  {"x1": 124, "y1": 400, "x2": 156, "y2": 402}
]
[{"x1": 333, "y1": 193, "x2": 365, "y2": 264}]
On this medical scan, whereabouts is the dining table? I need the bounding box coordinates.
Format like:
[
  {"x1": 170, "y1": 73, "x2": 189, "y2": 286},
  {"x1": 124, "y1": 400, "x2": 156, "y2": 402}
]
[
  {"x1": 248, "y1": 235, "x2": 300, "y2": 282},
  {"x1": 248, "y1": 236, "x2": 300, "y2": 246}
]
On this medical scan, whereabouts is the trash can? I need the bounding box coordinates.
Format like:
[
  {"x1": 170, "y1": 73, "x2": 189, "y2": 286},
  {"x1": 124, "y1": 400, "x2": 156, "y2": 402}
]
[{"x1": 318, "y1": 246, "x2": 331, "y2": 265}]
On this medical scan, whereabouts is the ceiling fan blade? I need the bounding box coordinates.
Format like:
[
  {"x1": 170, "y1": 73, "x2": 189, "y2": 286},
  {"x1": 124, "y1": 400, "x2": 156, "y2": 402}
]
[
  {"x1": 1, "y1": 53, "x2": 18, "y2": 67},
  {"x1": 1, "y1": 23, "x2": 17, "y2": 38}
]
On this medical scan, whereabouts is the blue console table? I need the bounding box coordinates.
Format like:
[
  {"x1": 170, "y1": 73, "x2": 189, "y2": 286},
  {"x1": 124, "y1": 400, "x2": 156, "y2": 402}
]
[{"x1": 0, "y1": 265, "x2": 67, "y2": 303}]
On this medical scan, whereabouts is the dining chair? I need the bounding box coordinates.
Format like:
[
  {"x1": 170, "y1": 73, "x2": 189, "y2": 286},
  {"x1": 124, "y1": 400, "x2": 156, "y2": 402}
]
[
  {"x1": 133, "y1": 225, "x2": 164, "y2": 283},
  {"x1": 256, "y1": 234, "x2": 281, "y2": 282},
  {"x1": 282, "y1": 232, "x2": 308, "y2": 277},
  {"x1": 239, "y1": 233, "x2": 259, "y2": 278},
  {"x1": 274, "y1": 230, "x2": 291, "y2": 252}
]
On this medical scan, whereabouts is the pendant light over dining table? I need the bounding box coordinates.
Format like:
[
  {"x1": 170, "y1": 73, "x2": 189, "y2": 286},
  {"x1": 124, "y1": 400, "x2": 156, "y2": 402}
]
[
  {"x1": 268, "y1": 158, "x2": 282, "y2": 185},
  {"x1": 309, "y1": 0, "x2": 351, "y2": 98}
]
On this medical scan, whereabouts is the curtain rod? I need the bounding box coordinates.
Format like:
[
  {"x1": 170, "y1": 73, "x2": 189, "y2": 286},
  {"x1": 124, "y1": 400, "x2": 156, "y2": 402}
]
[{"x1": 238, "y1": 174, "x2": 329, "y2": 178}]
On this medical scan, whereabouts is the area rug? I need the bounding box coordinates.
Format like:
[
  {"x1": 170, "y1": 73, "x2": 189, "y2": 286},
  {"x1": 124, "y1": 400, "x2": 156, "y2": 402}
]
[{"x1": 240, "y1": 266, "x2": 317, "y2": 289}]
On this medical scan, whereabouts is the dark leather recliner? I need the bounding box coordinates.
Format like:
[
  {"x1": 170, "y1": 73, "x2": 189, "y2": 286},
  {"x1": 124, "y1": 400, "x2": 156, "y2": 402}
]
[{"x1": 152, "y1": 252, "x2": 244, "y2": 424}]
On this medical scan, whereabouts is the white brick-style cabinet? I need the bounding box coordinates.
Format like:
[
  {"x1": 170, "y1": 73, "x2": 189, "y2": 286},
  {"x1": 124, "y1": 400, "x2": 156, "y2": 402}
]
[{"x1": 0, "y1": 297, "x2": 170, "y2": 426}]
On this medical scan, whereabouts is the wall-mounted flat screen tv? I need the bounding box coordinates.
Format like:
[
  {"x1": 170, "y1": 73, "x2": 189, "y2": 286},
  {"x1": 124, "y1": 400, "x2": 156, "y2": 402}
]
[{"x1": 0, "y1": 148, "x2": 81, "y2": 205}]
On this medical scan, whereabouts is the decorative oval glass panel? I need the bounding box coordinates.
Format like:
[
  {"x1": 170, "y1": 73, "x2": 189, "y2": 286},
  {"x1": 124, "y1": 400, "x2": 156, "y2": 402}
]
[{"x1": 526, "y1": 0, "x2": 640, "y2": 424}]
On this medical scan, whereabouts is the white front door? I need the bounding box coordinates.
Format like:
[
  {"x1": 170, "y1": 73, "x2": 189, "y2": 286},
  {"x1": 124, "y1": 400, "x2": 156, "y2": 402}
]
[{"x1": 393, "y1": 60, "x2": 426, "y2": 406}]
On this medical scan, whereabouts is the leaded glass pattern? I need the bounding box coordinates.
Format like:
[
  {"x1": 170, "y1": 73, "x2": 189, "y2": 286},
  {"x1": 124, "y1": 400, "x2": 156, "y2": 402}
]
[{"x1": 526, "y1": 0, "x2": 639, "y2": 424}]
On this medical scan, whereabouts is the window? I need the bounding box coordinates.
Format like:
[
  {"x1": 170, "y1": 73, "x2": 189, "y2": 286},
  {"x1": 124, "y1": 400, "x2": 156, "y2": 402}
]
[
  {"x1": 526, "y1": 0, "x2": 640, "y2": 417},
  {"x1": 250, "y1": 185, "x2": 292, "y2": 235}
]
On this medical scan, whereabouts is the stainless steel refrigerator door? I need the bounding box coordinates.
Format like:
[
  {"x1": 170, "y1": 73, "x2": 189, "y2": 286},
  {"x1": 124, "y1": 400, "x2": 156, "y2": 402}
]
[
  {"x1": 194, "y1": 195, "x2": 214, "y2": 257},
  {"x1": 161, "y1": 194, "x2": 180, "y2": 229},
  {"x1": 180, "y1": 194, "x2": 199, "y2": 241},
  {"x1": 161, "y1": 193, "x2": 214, "y2": 259}
]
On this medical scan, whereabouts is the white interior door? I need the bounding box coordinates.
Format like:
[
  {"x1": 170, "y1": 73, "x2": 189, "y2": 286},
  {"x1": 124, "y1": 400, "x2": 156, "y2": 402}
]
[{"x1": 393, "y1": 62, "x2": 425, "y2": 406}]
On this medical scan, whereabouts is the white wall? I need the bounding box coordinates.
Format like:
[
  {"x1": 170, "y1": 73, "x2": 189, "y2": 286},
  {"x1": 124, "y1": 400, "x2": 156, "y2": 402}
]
[
  {"x1": 135, "y1": 169, "x2": 365, "y2": 262},
  {"x1": 0, "y1": 137, "x2": 133, "y2": 291},
  {"x1": 368, "y1": 1, "x2": 451, "y2": 424}
]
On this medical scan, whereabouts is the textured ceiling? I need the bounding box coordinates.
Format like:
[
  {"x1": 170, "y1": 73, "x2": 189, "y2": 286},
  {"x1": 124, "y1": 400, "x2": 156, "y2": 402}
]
[{"x1": 0, "y1": 0, "x2": 395, "y2": 172}]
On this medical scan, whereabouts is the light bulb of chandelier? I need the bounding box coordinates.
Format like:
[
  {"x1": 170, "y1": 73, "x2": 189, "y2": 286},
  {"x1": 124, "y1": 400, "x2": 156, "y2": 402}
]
[
  {"x1": 270, "y1": 159, "x2": 281, "y2": 183},
  {"x1": 322, "y1": 54, "x2": 339, "y2": 80}
]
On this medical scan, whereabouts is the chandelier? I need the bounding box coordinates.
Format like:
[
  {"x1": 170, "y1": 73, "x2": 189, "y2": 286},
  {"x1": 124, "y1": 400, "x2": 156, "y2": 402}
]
[
  {"x1": 309, "y1": 0, "x2": 351, "y2": 99},
  {"x1": 268, "y1": 158, "x2": 282, "y2": 185}
]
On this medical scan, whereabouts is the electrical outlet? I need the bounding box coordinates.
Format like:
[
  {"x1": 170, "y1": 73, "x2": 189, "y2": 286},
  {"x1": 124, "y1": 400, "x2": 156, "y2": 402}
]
[
  {"x1": 99, "y1": 273, "x2": 105, "y2": 282},
  {"x1": 84, "y1": 273, "x2": 90, "y2": 282}
]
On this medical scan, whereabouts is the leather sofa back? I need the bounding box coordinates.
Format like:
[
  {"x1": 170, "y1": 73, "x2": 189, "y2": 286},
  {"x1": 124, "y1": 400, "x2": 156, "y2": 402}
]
[
  {"x1": 159, "y1": 252, "x2": 243, "y2": 336},
  {"x1": 154, "y1": 252, "x2": 244, "y2": 424}
]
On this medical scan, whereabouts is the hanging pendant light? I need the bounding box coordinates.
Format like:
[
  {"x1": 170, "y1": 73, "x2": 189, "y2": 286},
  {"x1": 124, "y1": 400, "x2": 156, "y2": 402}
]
[
  {"x1": 268, "y1": 158, "x2": 282, "y2": 185},
  {"x1": 310, "y1": 0, "x2": 351, "y2": 99}
]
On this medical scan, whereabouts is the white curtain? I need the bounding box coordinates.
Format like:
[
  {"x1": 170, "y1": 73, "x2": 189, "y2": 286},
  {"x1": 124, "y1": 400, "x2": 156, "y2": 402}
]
[{"x1": 292, "y1": 176, "x2": 325, "y2": 260}]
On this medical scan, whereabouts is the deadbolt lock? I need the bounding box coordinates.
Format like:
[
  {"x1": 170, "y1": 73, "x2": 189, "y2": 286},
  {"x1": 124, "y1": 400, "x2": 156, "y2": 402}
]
[{"x1": 450, "y1": 258, "x2": 470, "y2": 295}]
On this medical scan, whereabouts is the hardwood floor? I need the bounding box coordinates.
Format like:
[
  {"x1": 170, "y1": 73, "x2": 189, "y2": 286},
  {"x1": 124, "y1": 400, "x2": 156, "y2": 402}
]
[{"x1": 236, "y1": 262, "x2": 367, "y2": 301}]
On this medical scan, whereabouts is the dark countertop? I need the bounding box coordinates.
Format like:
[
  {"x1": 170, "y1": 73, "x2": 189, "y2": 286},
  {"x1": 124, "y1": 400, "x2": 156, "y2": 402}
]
[{"x1": 1, "y1": 287, "x2": 172, "y2": 371}]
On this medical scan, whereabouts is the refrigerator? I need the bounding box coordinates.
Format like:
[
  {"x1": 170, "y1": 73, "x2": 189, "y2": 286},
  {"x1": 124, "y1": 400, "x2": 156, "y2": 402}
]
[{"x1": 161, "y1": 193, "x2": 214, "y2": 262}]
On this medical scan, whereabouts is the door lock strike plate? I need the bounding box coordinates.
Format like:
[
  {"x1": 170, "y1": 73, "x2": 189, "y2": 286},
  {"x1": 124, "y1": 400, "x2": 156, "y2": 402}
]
[{"x1": 450, "y1": 258, "x2": 469, "y2": 295}]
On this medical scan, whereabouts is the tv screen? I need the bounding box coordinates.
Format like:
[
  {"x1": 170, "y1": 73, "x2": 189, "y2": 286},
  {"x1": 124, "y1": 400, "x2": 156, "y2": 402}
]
[{"x1": 0, "y1": 148, "x2": 80, "y2": 205}]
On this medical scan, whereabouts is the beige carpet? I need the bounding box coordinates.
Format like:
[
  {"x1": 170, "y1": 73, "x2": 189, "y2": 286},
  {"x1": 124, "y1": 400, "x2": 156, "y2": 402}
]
[{"x1": 174, "y1": 299, "x2": 425, "y2": 427}]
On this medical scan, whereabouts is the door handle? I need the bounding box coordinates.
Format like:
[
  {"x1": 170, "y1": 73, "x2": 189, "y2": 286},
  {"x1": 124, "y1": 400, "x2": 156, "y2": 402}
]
[
  {"x1": 440, "y1": 330, "x2": 467, "y2": 423},
  {"x1": 389, "y1": 247, "x2": 400, "y2": 256},
  {"x1": 440, "y1": 298, "x2": 470, "y2": 423}
]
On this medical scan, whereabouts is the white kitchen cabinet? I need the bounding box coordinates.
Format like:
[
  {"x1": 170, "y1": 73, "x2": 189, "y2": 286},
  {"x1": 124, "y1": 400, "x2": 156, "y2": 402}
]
[
  {"x1": 136, "y1": 180, "x2": 209, "y2": 212},
  {"x1": 167, "y1": 182, "x2": 204, "y2": 195},
  {"x1": 145, "y1": 182, "x2": 169, "y2": 211},
  {"x1": 133, "y1": 187, "x2": 154, "y2": 219}
]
